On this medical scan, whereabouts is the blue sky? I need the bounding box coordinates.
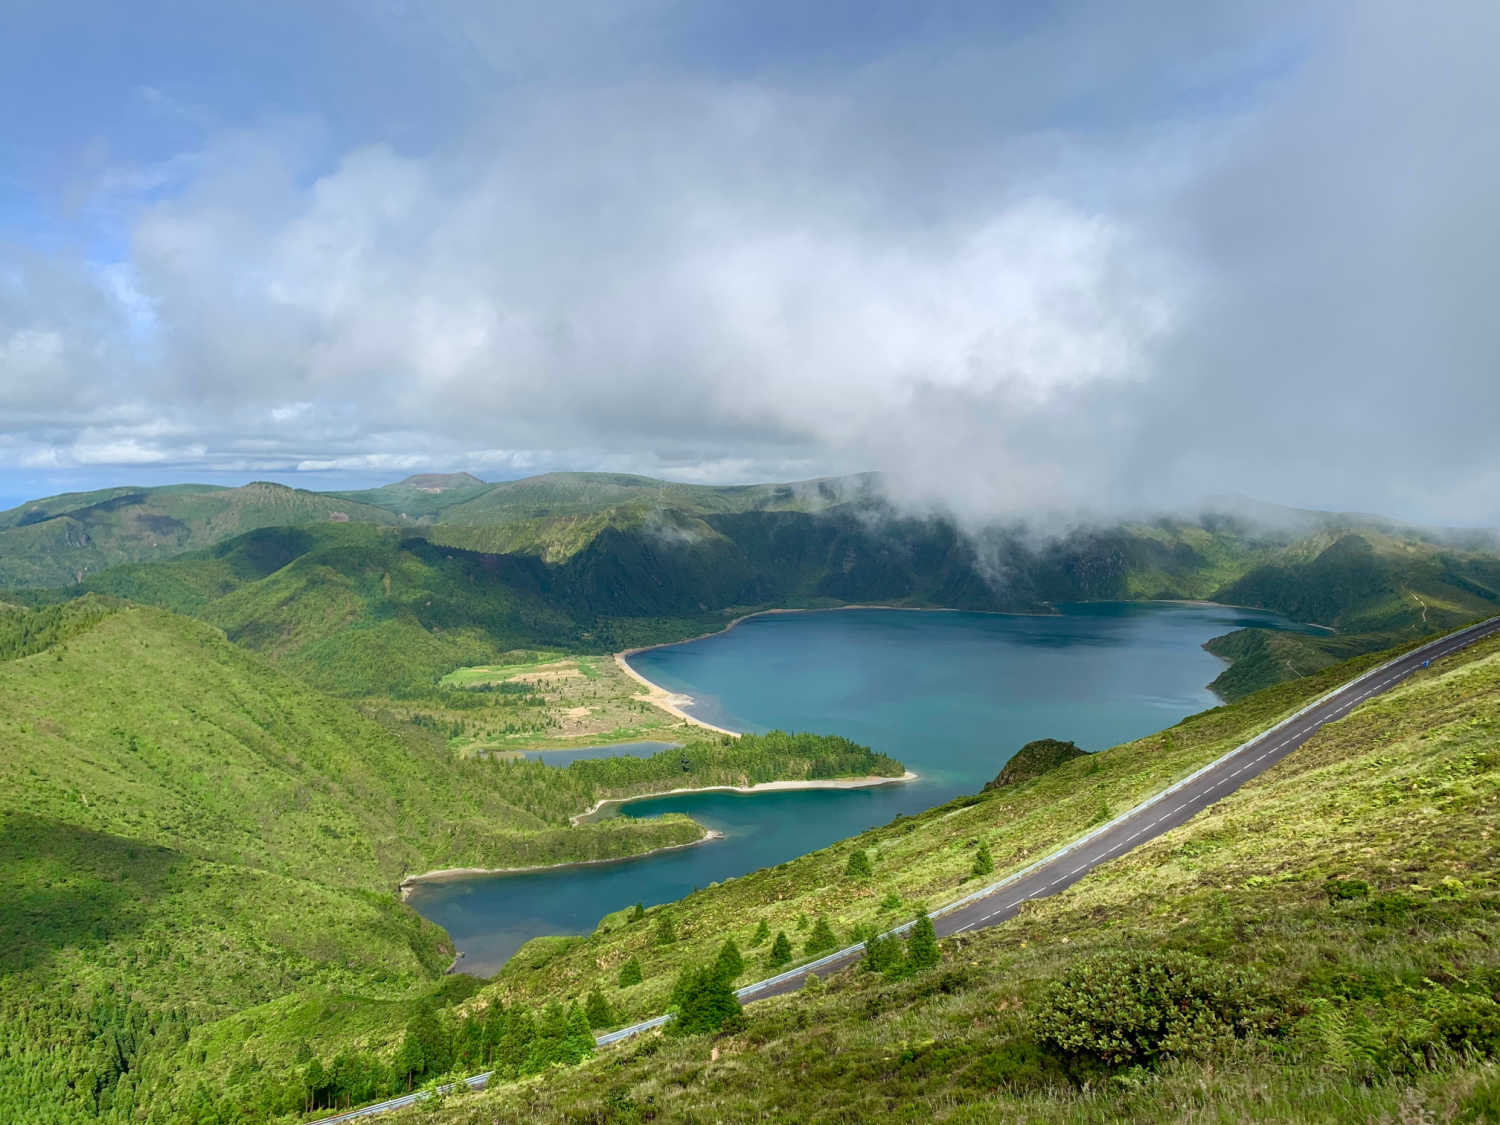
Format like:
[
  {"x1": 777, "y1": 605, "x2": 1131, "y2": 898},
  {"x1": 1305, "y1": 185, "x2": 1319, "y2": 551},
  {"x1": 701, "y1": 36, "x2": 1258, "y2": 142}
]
[{"x1": 2, "y1": 2, "x2": 1497, "y2": 525}]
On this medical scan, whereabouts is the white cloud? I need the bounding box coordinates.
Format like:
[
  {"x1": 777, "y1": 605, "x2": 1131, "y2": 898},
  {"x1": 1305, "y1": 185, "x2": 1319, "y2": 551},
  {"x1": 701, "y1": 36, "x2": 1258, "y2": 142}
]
[{"x1": 2, "y1": 1, "x2": 1497, "y2": 527}]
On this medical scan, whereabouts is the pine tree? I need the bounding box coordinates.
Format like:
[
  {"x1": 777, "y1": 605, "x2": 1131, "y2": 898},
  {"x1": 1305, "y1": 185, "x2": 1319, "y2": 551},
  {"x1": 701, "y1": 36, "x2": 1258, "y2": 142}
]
[
  {"x1": 864, "y1": 932, "x2": 906, "y2": 978},
  {"x1": 564, "y1": 1003, "x2": 596, "y2": 1063},
  {"x1": 906, "y1": 909, "x2": 940, "y2": 971},
  {"x1": 526, "y1": 1002, "x2": 570, "y2": 1072},
  {"x1": 844, "y1": 849, "x2": 872, "y2": 878},
  {"x1": 669, "y1": 964, "x2": 745, "y2": 1036},
  {"x1": 629, "y1": 903, "x2": 645, "y2": 922},
  {"x1": 714, "y1": 939, "x2": 744, "y2": 982},
  {"x1": 971, "y1": 840, "x2": 994, "y2": 878},
  {"x1": 495, "y1": 1006, "x2": 535, "y2": 1080},
  {"x1": 655, "y1": 912, "x2": 677, "y2": 945},
  {"x1": 768, "y1": 931, "x2": 793, "y2": 968},
  {"x1": 804, "y1": 915, "x2": 838, "y2": 957},
  {"x1": 584, "y1": 988, "x2": 614, "y2": 1030},
  {"x1": 617, "y1": 957, "x2": 643, "y2": 987},
  {"x1": 750, "y1": 918, "x2": 770, "y2": 946}
]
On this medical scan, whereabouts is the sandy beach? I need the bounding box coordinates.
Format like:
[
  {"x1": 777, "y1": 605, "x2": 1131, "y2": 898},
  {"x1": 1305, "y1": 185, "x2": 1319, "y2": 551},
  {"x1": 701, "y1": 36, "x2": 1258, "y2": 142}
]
[
  {"x1": 614, "y1": 604, "x2": 948, "y2": 733},
  {"x1": 399, "y1": 827, "x2": 727, "y2": 898},
  {"x1": 570, "y1": 770, "x2": 919, "y2": 825}
]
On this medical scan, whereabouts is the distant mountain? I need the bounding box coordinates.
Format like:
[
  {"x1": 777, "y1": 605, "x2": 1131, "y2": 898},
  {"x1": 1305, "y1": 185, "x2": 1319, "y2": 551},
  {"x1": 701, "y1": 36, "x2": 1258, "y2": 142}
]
[
  {"x1": 5, "y1": 471, "x2": 1498, "y2": 698},
  {"x1": 0, "y1": 480, "x2": 398, "y2": 587}
]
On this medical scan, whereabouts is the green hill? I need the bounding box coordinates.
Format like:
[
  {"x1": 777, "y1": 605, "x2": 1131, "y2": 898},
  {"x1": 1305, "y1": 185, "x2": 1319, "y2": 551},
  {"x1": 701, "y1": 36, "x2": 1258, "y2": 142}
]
[
  {"x1": 0, "y1": 482, "x2": 400, "y2": 588},
  {"x1": 0, "y1": 604, "x2": 690, "y2": 1124},
  {"x1": 406, "y1": 632, "x2": 1500, "y2": 1125},
  {"x1": 0, "y1": 600, "x2": 905, "y2": 1124},
  {"x1": 7, "y1": 473, "x2": 1500, "y2": 706}
]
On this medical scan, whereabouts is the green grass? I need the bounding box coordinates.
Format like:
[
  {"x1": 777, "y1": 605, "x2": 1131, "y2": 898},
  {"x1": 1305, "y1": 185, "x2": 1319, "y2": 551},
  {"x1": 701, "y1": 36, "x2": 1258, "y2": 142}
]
[
  {"x1": 403, "y1": 632, "x2": 1500, "y2": 1125},
  {"x1": 0, "y1": 600, "x2": 906, "y2": 1124}
]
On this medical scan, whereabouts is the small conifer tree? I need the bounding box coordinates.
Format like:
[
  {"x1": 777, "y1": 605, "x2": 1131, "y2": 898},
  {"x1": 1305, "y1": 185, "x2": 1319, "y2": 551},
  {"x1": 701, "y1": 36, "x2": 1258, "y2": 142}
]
[
  {"x1": 750, "y1": 918, "x2": 770, "y2": 946},
  {"x1": 584, "y1": 988, "x2": 614, "y2": 1030},
  {"x1": 563, "y1": 1003, "x2": 596, "y2": 1063},
  {"x1": 617, "y1": 957, "x2": 643, "y2": 987},
  {"x1": 864, "y1": 932, "x2": 906, "y2": 978},
  {"x1": 906, "y1": 909, "x2": 940, "y2": 971},
  {"x1": 844, "y1": 849, "x2": 872, "y2": 878},
  {"x1": 629, "y1": 903, "x2": 645, "y2": 922},
  {"x1": 669, "y1": 963, "x2": 745, "y2": 1036},
  {"x1": 768, "y1": 931, "x2": 793, "y2": 967},
  {"x1": 804, "y1": 915, "x2": 838, "y2": 957},
  {"x1": 655, "y1": 912, "x2": 677, "y2": 945},
  {"x1": 714, "y1": 939, "x2": 744, "y2": 981}
]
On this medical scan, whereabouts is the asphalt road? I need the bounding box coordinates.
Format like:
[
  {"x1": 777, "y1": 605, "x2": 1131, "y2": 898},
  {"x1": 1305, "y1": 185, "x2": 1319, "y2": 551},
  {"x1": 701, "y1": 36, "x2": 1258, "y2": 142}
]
[{"x1": 312, "y1": 615, "x2": 1500, "y2": 1123}]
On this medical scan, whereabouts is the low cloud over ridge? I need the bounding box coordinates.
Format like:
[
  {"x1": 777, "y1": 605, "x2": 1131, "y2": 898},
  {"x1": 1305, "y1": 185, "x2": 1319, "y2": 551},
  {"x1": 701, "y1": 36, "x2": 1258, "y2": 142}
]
[{"x1": 1, "y1": 2, "x2": 1497, "y2": 525}]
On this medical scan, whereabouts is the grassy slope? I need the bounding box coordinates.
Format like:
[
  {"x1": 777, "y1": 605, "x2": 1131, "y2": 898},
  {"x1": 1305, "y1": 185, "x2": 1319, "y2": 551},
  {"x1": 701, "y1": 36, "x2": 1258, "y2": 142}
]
[
  {"x1": 473, "y1": 646, "x2": 1405, "y2": 1023},
  {"x1": 416, "y1": 634, "x2": 1500, "y2": 1125},
  {"x1": 0, "y1": 604, "x2": 708, "y2": 1124},
  {"x1": 1206, "y1": 530, "x2": 1500, "y2": 699},
  {"x1": 0, "y1": 602, "x2": 910, "y2": 1124},
  {"x1": 0, "y1": 482, "x2": 399, "y2": 588}
]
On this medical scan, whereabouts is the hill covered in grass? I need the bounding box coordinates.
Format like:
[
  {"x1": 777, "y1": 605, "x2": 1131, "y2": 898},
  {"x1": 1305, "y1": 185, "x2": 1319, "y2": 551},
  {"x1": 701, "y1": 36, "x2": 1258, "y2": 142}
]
[
  {"x1": 0, "y1": 481, "x2": 400, "y2": 588},
  {"x1": 0, "y1": 601, "x2": 899, "y2": 1124},
  {"x1": 399, "y1": 632, "x2": 1500, "y2": 1124}
]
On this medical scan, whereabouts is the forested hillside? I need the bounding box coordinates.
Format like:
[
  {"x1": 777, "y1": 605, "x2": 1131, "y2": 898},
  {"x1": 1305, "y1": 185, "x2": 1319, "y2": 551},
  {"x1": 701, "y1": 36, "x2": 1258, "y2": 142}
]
[
  {"x1": 0, "y1": 602, "x2": 896, "y2": 1123},
  {"x1": 14, "y1": 477, "x2": 1495, "y2": 702}
]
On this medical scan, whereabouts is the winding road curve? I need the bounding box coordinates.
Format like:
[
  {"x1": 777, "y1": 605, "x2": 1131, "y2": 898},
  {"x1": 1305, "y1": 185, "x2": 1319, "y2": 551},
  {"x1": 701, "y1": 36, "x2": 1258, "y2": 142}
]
[{"x1": 312, "y1": 615, "x2": 1500, "y2": 1123}]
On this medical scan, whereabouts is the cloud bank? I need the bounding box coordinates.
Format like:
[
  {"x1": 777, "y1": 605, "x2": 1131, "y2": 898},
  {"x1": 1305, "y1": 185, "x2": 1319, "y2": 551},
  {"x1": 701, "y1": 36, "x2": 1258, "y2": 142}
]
[{"x1": 1, "y1": 1, "x2": 1497, "y2": 525}]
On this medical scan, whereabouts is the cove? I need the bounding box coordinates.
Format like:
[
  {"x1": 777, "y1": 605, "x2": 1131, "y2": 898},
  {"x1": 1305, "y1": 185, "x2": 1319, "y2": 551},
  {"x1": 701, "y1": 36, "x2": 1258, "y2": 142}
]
[{"x1": 407, "y1": 602, "x2": 1313, "y2": 973}]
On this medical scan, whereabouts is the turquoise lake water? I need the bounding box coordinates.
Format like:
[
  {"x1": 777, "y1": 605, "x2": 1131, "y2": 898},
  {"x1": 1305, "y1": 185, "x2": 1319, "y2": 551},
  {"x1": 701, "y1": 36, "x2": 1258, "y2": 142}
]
[{"x1": 407, "y1": 602, "x2": 1311, "y2": 973}]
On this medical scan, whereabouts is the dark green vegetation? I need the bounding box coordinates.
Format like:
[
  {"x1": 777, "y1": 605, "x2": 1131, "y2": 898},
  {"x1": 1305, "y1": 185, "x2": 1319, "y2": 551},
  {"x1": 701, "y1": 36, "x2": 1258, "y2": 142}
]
[
  {"x1": 9, "y1": 472, "x2": 1500, "y2": 704},
  {"x1": 0, "y1": 602, "x2": 896, "y2": 1124},
  {"x1": 6, "y1": 470, "x2": 1500, "y2": 1122},
  {"x1": 290, "y1": 988, "x2": 599, "y2": 1117},
  {"x1": 398, "y1": 632, "x2": 1500, "y2": 1124},
  {"x1": 984, "y1": 738, "x2": 1088, "y2": 789}
]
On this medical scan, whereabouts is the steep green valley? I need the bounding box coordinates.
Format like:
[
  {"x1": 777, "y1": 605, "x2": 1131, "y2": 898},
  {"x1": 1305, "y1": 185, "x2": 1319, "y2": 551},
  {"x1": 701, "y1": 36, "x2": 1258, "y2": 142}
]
[{"x1": 0, "y1": 601, "x2": 897, "y2": 1124}]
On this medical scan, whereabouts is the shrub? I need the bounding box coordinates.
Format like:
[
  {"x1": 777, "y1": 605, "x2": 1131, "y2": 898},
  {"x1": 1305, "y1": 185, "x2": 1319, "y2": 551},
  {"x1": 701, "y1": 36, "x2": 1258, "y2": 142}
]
[
  {"x1": 845, "y1": 850, "x2": 872, "y2": 878},
  {"x1": 973, "y1": 1038, "x2": 1070, "y2": 1093},
  {"x1": 971, "y1": 841, "x2": 994, "y2": 879},
  {"x1": 617, "y1": 958, "x2": 643, "y2": 988},
  {"x1": 1323, "y1": 878, "x2": 1370, "y2": 904},
  {"x1": 1032, "y1": 950, "x2": 1279, "y2": 1068}
]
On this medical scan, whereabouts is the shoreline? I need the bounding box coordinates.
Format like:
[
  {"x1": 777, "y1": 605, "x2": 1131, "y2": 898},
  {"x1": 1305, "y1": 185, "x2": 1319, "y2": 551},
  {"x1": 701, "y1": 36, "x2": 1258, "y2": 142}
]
[
  {"x1": 569, "y1": 771, "x2": 920, "y2": 826},
  {"x1": 399, "y1": 827, "x2": 726, "y2": 898},
  {"x1": 614, "y1": 603, "x2": 1010, "y2": 732},
  {"x1": 617, "y1": 599, "x2": 1334, "y2": 732}
]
